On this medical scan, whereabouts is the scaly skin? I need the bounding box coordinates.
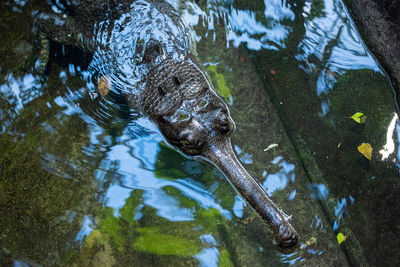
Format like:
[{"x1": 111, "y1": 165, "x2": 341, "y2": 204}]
[
  {"x1": 39, "y1": 0, "x2": 299, "y2": 248},
  {"x1": 141, "y1": 53, "x2": 298, "y2": 248}
]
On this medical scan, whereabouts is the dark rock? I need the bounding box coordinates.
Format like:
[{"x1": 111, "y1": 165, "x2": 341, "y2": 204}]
[{"x1": 343, "y1": 0, "x2": 400, "y2": 103}]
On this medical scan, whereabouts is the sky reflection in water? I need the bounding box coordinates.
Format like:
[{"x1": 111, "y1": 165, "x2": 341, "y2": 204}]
[{"x1": 1, "y1": 0, "x2": 400, "y2": 265}]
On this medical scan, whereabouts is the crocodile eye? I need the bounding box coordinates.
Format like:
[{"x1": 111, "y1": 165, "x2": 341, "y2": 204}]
[
  {"x1": 179, "y1": 132, "x2": 204, "y2": 149},
  {"x1": 177, "y1": 113, "x2": 190, "y2": 121},
  {"x1": 182, "y1": 140, "x2": 190, "y2": 145},
  {"x1": 199, "y1": 100, "x2": 208, "y2": 108}
]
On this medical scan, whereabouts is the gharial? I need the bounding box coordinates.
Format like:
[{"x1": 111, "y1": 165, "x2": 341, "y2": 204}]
[{"x1": 36, "y1": 0, "x2": 299, "y2": 248}]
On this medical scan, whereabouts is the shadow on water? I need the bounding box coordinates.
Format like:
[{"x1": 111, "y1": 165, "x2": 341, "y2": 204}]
[{"x1": 0, "y1": 0, "x2": 399, "y2": 266}]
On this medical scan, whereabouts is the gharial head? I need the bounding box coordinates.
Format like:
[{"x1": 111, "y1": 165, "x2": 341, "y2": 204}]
[
  {"x1": 141, "y1": 55, "x2": 235, "y2": 156},
  {"x1": 140, "y1": 49, "x2": 299, "y2": 250}
]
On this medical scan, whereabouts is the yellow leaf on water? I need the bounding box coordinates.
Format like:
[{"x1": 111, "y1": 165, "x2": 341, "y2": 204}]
[
  {"x1": 306, "y1": 237, "x2": 317, "y2": 246},
  {"x1": 337, "y1": 233, "x2": 346, "y2": 245},
  {"x1": 358, "y1": 143, "x2": 372, "y2": 160},
  {"x1": 300, "y1": 236, "x2": 317, "y2": 250},
  {"x1": 98, "y1": 75, "x2": 112, "y2": 97},
  {"x1": 264, "y1": 144, "x2": 279, "y2": 151},
  {"x1": 350, "y1": 112, "x2": 367, "y2": 123}
]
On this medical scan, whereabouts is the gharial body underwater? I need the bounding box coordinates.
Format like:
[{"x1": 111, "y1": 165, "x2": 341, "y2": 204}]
[{"x1": 37, "y1": 0, "x2": 299, "y2": 248}]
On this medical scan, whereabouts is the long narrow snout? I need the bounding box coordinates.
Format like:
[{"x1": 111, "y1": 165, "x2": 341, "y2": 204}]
[{"x1": 202, "y1": 137, "x2": 299, "y2": 248}]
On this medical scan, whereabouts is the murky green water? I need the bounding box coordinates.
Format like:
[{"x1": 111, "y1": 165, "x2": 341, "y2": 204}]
[{"x1": 1, "y1": 0, "x2": 399, "y2": 266}]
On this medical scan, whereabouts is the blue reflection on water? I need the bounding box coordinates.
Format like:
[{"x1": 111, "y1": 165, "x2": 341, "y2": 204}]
[
  {"x1": 263, "y1": 156, "x2": 295, "y2": 195},
  {"x1": 280, "y1": 251, "x2": 303, "y2": 265},
  {"x1": 104, "y1": 184, "x2": 132, "y2": 217},
  {"x1": 74, "y1": 216, "x2": 94, "y2": 242},
  {"x1": 226, "y1": 9, "x2": 289, "y2": 50},
  {"x1": 184, "y1": 0, "x2": 295, "y2": 51},
  {"x1": 333, "y1": 197, "x2": 347, "y2": 230},
  {"x1": 98, "y1": 125, "x2": 232, "y2": 221},
  {"x1": 297, "y1": 0, "x2": 377, "y2": 72},
  {"x1": 232, "y1": 195, "x2": 245, "y2": 218},
  {"x1": 88, "y1": 0, "x2": 192, "y2": 97},
  {"x1": 200, "y1": 234, "x2": 218, "y2": 246},
  {"x1": 333, "y1": 196, "x2": 354, "y2": 231},
  {"x1": 307, "y1": 183, "x2": 329, "y2": 200},
  {"x1": 234, "y1": 145, "x2": 254, "y2": 164},
  {"x1": 310, "y1": 215, "x2": 324, "y2": 231},
  {"x1": 1, "y1": 0, "x2": 398, "y2": 264},
  {"x1": 1, "y1": 73, "x2": 42, "y2": 112},
  {"x1": 288, "y1": 189, "x2": 296, "y2": 200},
  {"x1": 195, "y1": 247, "x2": 220, "y2": 267},
  {"x1": 296, "y1": 0, "x2": 380, "y2": 120}
]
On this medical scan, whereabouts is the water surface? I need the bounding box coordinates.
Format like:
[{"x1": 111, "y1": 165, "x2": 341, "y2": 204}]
[{"x1": 0, "y1": 0, "x2": 399, "y2": 266}]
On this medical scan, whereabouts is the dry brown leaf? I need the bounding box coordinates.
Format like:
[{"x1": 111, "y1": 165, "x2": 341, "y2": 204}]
[{"x1": 98, "y1": 76, "x2": 111, "y2": 97}]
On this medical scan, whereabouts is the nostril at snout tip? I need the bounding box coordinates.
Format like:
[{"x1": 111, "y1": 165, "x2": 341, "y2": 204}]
[
  {"x1": 215, "y1": 113, "x2": 234, "y2": 135},
  {"x1": 219, "y1": 123, "x2": 231, "y2": 134},
  {"x1": 277, "y1": 225, "x2": 299, "y2": 249}
]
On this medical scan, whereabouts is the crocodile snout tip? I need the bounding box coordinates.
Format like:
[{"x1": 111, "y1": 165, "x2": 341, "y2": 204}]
[{"x1": 277, "y1": 224, "x2": 299, "y2": 249}]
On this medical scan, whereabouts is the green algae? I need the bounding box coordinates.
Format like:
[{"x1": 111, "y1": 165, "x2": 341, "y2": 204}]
[
  {"x1": 218, "y1": 250, "x2": 234, "y2": 267},
  {"x1": 250, "y1": 21, "x2": 398, "y2": 267},
  {"x1": 206, "y1": 65, "x2": 232, "y2": 104},
  {"x1": 0, "y1": 0, "x2": 399, "y2": 266},
  {"x1": 195, "y1": 13, "x2": 351, "y2": 266},
  {"x1": 133, "y1": 227, "x2": 201, "y2": 256}
]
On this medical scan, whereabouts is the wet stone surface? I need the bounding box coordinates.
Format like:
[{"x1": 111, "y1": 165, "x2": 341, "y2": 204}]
[{"x1": 0, "y1": 0, "x2": 399, "y2": 266}]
